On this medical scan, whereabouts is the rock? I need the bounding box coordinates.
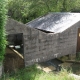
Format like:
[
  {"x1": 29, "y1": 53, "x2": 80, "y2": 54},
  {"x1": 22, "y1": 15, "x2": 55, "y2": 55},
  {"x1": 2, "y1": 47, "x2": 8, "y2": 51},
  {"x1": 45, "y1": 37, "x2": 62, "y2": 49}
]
[{"x1": 69, "y1": 73, "x2": 80, "y2": 80}]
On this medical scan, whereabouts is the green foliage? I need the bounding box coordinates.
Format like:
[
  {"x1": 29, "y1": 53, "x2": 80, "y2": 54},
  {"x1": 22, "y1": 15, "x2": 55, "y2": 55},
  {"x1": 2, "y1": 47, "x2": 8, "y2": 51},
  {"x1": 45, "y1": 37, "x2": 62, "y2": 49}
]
[
  {"x1": 8, "y1": 0, "x2": 77, "y2": 23},
  {"x1": 1, "y1": 65, "x2": 75, "y2": 80},
  {"x1": 76, "y1": 52, "x2": 80, "y2": 61},
  {"x1": 71, "y1": 0, "x2": 80, "y2": 12},
  {"x1": 0, "y1": 0, "x2": 7, "y2": 61},
  {"x1": 8, "y1": 0, "x2": 31, "y2": 23}
]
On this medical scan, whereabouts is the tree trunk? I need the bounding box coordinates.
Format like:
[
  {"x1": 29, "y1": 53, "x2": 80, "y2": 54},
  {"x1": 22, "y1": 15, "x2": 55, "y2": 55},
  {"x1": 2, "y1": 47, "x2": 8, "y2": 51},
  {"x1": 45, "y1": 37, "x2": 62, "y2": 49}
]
[{"x1": 0, "y1": 62, "x2": 3, "y2": 78}]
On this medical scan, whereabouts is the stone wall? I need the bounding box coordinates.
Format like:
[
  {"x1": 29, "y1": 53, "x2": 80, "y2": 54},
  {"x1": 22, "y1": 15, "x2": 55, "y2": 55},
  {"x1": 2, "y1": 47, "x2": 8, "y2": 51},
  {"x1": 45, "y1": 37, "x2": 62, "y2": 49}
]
[
  {"x1": 57, "y1": 22, "x2": 79, "y2": 56},
  {"x1": 23, "y1": 30, "x2": 59, "y2": 66},
  {"x1": 24, "y1": 21, "x2": 80, "y2": 66},
  {"x1": 6, "y1": 18, "x2": 80, "y2": 66}
]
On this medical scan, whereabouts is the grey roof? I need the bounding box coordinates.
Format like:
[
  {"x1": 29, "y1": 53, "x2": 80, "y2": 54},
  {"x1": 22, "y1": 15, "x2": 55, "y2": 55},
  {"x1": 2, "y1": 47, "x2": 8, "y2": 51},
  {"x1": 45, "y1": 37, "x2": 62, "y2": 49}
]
[{"x1": 26, "y1": 12, "x2": 80, "y2": 33}]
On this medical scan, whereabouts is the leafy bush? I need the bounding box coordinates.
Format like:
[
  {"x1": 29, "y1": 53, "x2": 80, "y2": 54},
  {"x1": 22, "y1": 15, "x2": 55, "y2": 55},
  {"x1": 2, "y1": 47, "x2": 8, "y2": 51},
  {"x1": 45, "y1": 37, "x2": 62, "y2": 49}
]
[
  {"x1": 76, "y1": 52, "x2": 80, "y2": 61},
  {"x1": 8, "y1": 0, "x2": 76, "y2": 23},
  {"x1": 0, "y1": 0, "x2": 7, "y2": 61}
]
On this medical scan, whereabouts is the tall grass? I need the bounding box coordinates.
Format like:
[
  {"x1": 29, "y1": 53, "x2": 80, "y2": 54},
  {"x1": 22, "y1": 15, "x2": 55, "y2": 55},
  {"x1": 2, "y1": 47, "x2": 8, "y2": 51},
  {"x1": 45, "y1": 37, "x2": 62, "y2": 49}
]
[{"x1": 0, "y1": 65, "x2": 75, "y2": 80}]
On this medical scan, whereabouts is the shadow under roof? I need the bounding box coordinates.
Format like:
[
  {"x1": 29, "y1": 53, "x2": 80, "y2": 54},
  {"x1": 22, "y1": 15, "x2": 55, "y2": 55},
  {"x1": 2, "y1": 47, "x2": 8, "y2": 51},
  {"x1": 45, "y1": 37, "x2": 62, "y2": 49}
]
[{"x1": 26, "y1": 12, "x2": 80, "y2": 33}]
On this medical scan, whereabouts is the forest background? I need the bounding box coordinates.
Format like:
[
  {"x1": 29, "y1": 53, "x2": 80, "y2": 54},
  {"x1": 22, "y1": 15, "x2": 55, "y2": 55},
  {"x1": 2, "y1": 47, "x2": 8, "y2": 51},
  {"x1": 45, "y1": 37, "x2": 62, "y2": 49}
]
[{"x1": 8, "y1": 0, "x2": 80, "y2": 24}]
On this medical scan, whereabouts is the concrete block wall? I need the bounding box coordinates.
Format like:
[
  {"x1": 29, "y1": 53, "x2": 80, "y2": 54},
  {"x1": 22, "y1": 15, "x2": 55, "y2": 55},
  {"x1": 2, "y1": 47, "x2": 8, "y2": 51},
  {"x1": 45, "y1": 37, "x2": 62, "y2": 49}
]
[
  {"x1": 23, "y1": 28, "x2": 59, "y2": 66},
  {"x1": 24, "y1": 21, "x2": 80, "y2": 66},
  {"x1": 58, "y1": 21, "x2": 80, "y2": 57}
]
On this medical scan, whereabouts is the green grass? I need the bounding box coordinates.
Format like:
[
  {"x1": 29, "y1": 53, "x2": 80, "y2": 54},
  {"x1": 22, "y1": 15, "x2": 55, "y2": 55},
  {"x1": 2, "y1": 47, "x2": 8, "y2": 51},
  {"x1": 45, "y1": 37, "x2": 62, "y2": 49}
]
[{"x1": 0, "y1": 65, "x2": 75, "y2": 80}]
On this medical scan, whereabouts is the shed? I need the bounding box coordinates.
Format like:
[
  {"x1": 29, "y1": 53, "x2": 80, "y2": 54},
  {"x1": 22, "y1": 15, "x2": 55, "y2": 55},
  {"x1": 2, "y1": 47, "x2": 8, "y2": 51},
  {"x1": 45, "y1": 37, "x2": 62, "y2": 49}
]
[{"x1": 6, "y1": 12, "x2": 80, "y2": 66}]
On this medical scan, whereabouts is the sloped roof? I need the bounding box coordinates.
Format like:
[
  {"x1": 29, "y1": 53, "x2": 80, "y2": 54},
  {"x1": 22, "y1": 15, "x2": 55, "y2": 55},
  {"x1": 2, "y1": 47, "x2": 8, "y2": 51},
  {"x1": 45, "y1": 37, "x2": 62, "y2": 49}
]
[{"x1": 26, "y1": 12, "x2": 80, "y2": 33}]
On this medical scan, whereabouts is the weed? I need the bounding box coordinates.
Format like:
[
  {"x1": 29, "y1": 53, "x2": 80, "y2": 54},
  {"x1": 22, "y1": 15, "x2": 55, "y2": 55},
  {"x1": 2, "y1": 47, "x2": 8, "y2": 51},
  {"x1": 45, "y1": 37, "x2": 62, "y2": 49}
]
[{"x1": 0, "y1": 64, "x2": 75, "y2": 80}]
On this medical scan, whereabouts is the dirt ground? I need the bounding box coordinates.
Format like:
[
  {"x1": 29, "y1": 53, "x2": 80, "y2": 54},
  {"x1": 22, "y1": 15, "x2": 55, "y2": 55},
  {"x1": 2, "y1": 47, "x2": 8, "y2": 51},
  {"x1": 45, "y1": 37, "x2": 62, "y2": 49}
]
[{"x1": 37, "y1": 62, "x2": 80, "y2": 75}]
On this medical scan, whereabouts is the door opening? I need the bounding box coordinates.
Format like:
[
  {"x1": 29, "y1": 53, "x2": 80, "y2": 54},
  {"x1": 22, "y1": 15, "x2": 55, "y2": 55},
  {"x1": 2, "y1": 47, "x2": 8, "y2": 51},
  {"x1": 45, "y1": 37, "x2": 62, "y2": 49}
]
[
  {"x1": 7, "y1": 33, "x2": 24, "y2": 55},
  {"x1": 4, "y1": 33, "x2": 25, "y2": 73},
  {"x1": 76, "y1": 28, "x2": 80, "y2": 57},
  {"x1": 77, "y1": 28, "x2": 80, "y2": 52}
]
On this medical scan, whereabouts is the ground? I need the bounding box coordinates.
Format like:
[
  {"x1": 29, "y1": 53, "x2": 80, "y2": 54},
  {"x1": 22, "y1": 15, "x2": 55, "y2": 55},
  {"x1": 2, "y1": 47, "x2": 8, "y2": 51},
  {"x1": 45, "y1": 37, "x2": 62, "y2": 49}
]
[{"x1": 37, "y1": 61, "x2": 80, "y2": 75}]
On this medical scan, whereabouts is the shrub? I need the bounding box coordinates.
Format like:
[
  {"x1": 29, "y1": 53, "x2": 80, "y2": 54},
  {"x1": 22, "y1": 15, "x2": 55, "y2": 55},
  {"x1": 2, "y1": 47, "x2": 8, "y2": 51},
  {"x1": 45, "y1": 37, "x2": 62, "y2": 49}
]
[
  {"x1": 0, "y1": 0, "x2": 7, "y2": 61},
  {"x1": 1, "y1": 65, "x2": 75, "y2": 80}
]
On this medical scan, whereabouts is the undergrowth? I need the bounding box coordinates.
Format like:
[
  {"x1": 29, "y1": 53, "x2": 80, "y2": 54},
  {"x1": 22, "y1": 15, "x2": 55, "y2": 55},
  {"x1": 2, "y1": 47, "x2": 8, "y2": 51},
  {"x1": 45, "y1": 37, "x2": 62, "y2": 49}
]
[{"x1": 0, "y1": 64, "x2": 75, "y2": 80}]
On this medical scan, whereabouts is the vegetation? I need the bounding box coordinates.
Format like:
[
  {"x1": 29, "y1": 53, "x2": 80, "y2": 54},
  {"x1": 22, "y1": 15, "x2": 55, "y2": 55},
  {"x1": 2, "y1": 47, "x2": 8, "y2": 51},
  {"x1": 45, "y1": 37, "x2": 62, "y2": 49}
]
[
  {"x1": 0, "y1": 0, "x2": 80, "y2": 79},
  {"x1": 1, "y1": 65, "x2": 75, "y2": 80},
  {"x1": 0, "y1": 0, "x2": 7, "y2": 61},
  {"x1": 7, "y1": 0, "x2": 80, "y2": 23},
  {"x1": 75, "y1": 52, "x2": 80, "y2": 61}
]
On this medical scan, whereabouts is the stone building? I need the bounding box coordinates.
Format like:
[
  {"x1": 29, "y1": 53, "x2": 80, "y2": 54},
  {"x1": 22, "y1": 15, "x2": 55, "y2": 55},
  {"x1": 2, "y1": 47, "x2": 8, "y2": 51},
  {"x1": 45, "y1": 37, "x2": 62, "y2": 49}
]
[{"x1": 5, "y1": 13, "x2": 80, "y2": 66}]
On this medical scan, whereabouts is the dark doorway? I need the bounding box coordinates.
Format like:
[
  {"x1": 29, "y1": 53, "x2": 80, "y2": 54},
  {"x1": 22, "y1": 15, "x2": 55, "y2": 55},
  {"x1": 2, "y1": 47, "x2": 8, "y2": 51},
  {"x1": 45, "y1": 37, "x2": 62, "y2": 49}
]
[
  {"x1": 7, "y1": 33, "x2": 24, "y2": 55},
  {"x1": 4, "y1": 33, "x2": 25, "y2": 73},
  {"x1": 77, "y1": 28, "x2": 80, "y2": 52}
]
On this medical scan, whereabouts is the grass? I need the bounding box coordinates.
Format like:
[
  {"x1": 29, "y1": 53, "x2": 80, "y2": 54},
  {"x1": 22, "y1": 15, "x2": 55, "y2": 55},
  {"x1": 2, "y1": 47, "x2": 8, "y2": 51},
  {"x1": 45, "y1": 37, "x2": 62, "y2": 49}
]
[{"x1": 0, "y1": 64, "x2": 75, "y2": 80}]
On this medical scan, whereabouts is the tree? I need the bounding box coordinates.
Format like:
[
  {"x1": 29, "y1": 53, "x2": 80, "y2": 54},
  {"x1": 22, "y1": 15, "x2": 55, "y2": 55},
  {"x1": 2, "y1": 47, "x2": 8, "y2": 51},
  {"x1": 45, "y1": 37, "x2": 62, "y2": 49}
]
[
  {"x1": 71, "y1": 0, "x2": 80, "y2": 12},
  {"x1": 61, "y1": 0, "x2": 76, "y2": 11},
  {"x1": 8, "y1": 0, "x2": 32, "y2": 23},
  {"x1": 0, "y1": 0, "x2": 7, "y2": 61},
  {"x1": 8, "y1": 0, "x2": 79, "y2": 23}
]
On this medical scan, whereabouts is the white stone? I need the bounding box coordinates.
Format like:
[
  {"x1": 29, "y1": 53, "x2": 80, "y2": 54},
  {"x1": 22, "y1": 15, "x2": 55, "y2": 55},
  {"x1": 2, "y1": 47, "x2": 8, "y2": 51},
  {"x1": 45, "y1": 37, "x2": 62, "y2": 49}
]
[{"x1": 69, "y1": 73, "x2": 80, "y2": 80}]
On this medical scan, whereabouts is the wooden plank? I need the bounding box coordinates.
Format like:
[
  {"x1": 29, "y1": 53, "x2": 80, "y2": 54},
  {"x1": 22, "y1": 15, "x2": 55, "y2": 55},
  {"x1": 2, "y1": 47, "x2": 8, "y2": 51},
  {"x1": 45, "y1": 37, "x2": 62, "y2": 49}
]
[{"x1": 8, "y1": 47, "x2": 24, "y2": 59}]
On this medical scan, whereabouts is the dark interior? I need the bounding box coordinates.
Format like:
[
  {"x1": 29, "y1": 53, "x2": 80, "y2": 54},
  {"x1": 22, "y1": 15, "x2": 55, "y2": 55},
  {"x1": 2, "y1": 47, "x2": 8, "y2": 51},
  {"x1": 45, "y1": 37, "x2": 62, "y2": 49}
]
[
  {"x1": 4, "y1": 33, "x2": 24, "y2": 73},
  {"x1": 7, "y1": 33, "x2": 24, "y2": 55}
]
